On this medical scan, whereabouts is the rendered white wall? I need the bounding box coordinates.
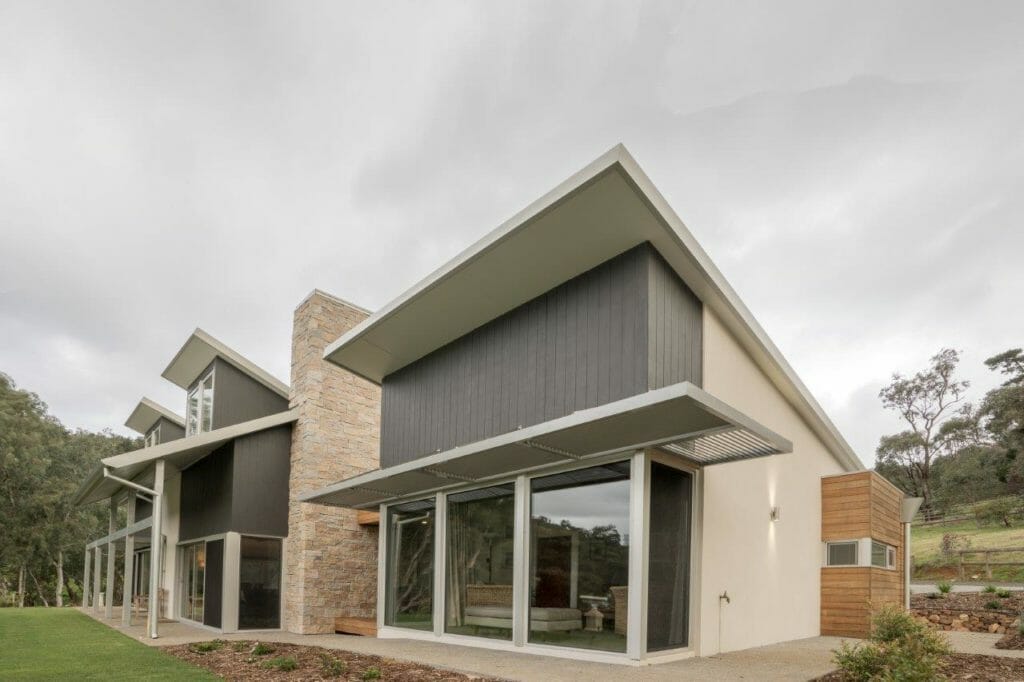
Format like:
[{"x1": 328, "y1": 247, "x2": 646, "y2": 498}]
[{"x1": 698, "y1": 309, "x2": 847, "y2": 655}]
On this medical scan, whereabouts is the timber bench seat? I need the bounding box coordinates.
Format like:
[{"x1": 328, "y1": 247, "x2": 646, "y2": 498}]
[{"x1": 335, "y1": 617, "x2": 377, "y2": 637}]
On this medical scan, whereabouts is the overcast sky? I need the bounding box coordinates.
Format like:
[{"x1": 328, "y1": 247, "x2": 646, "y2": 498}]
[{"x1": 2, "y1": 1, "x2": 1022, "y2": 466}]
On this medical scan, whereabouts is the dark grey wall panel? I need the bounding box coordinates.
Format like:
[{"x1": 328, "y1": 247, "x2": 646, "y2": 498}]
[
  {"x1": 154, "y1": 417, "x2": 185, "y2": 444},
  {"x1": 230, "y1": 425, "x2": 292, "y2": 537},
  {"x1": 179, "y1": 442, "x2": 234, "y2": 541},
  {"x1": 381, "y1": 245, "x2": 651, "y2": 467},
  {"x1": 203, "y1": 539, "x2": 224, "y2": 628},
  {"x1": 187, "y1": 358, "x2": 289, "y2": 431},
  {"x1": 647, "y1": 249, "x2": 703, "y2": 390}
]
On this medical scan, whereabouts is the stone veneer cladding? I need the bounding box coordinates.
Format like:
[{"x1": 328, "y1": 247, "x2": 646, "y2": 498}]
[{"x1": 285, "y1": 290, "x2": 380, "y2": 633}]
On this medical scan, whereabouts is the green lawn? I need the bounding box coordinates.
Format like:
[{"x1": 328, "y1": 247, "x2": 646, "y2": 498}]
[
  {"x1": 0, "y1": 608, "x2": 217, "y2": 680},
  {"x1": 912, "y1": 520, "x2": 1024, "y2": 582}
]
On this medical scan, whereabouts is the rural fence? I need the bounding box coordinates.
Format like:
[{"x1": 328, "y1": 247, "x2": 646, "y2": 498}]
[{"x1": 957, "y1": 548, "x2": 1024, "y2": 580}]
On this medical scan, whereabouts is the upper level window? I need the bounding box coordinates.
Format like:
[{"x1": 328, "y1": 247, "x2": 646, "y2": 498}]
[
  {"x1": 187, "y1": 371, "x2": 215, "y2": 436},
  {"x1": 872, "y1": 541, "x2": 896, "y2": 569},
  {"x1": 826, "y1": 541, "x2": 858, "y2": 566},
  {"x1": 144, "y1": 426, "x2": 160, "y2": 448}
]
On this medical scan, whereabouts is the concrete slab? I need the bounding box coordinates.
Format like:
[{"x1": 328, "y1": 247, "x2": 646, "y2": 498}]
[{"x1": 80, "y1": 608, "x2": 847, "y2": 680}]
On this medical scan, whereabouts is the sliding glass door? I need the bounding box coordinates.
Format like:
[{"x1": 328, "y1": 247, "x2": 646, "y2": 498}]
[
  {"x1": 180, "y1": 542, "x2": 206, "y2": 623},
  {"x1": 384, "y1": 499, "x2": 436, "y2": 630}
]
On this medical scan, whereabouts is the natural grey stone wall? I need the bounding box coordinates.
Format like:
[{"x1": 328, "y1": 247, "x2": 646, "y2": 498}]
[{"x1": 285, "y1": 290, "x2": 380, "y2": 633}]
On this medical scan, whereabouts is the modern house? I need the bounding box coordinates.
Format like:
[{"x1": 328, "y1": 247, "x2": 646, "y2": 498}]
[
  {"x1": 75, "y1": 144, "x2": 915, "y2": 664},
  {"x1": 301, "y1": 145, "x2": 915, "y2": 664},
  {"x1": 74, "y1": 311, "x2": 380, "y2": 634}
]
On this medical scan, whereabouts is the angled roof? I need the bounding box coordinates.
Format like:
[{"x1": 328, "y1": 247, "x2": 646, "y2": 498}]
[
  {"x1": 303, "y1": 382, "x2": 792, "y2": 509},
  {"x1": 162, "y1": 328, "x2": 289, "y2": 399},
  {"x1": 124, "y1": 397, "x2": 185, "y2": 434},
  {"x1": 323, "y1": 144, "x2": 863, "y2": 472},
  {"x1": 73, "y1": 408, "x2": 298, "y2": 506}
]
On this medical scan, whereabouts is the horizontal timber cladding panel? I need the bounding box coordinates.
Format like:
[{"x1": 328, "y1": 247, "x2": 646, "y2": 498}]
[
  {"x1": 821, "y1": 472, "x2": 872, "y2": 541},
  {"x1": 380, "y1": 243, "x2": 704, "y2": 468},
  {"x1": 821, "y1": 568, "x2": 871, "y2": 637}
]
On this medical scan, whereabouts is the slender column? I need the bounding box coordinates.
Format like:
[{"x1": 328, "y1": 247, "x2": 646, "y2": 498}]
[
  {"x1": 626, "y1": 451, "x2": 649, "y2": 661},
  {"x1": 122, "y1": 495, "x2": 136, "y2": 626},
  {"x1": 376, "y1": 503, "x2": 387, "y2": 631},
  {"x1": 511, "y1": 475, "x2": 529, "y2": 647},
  {"x1": 105, "y1": 498, "x2": 117, "y2": 619},
  {"x1": 147, "y1": 459, "x2": 165, "y2": 639},
  {"x1": 92, "y1": 544, "x2": 102, "y2": 613},
  {"x1": 82, "y1": 546, "x2": 92, "y2": 607},
  {"x1": 432, "y1": 492, "x2": 446, "y2": 637},
  {"x1": 222, "y1": 532, "x2": 241, "y2": 632}
]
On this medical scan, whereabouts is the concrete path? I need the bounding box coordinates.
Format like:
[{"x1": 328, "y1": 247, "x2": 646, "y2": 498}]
[
  {"x1": 946, "y1": 631, "x2": 1024, "y2": 659},
  {"x1": 79, "y1": 609, "x2": 845, "y2": 680}
]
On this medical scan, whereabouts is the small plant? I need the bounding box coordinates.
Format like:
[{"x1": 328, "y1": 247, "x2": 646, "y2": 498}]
[
  {"x1": 997, "y1": 589, "x2": 1012, "y2": 599},
  {"x1": 251, "y1": 642, "x2": 276, "y2": 656},
  {"x1": 985, "y1": 599, "x2": 1002, "y2": 610},
  {"x1": 319, "y1": 653, "x2": 347, "y2": 677},
  {"x1": 925, "y1": 592, "x2": 941, "y2": 599},
  {"x1": 984, "y1": 584, "x2": 998, "y2": 593},
  {"x1": 262, "y1": 656, "x2": 298, "y2": 671},
  {"x1": 190, "y1": 640, "x2": 224, "y2": 653},
  {"x1": 937, "y1": 581, "x2": 953, "y2": 594},
  {"x1": 362, "y1": 667, "x2": 382, "y2": 680},
  {"x1": 833, "y1": 603, "x2": 949, "y2": 681},
  {"x1": 232, "y1": 640, "x2": 249, "y2": 652}
]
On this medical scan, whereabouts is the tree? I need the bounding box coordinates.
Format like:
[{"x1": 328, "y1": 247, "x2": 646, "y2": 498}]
[
  {"x1": 876, "y1": 349, "x2": 971, "y2": 516},
  {"x1": 979, "y1": 349, "x2": 1024, "y2": 493}
]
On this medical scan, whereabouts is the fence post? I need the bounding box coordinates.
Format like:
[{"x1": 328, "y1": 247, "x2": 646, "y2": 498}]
[
  {"x1": 986, "y1": 551, "x2": 992, "y2": 580},
  {"x1": 958, "y1": 552, "x2": 964, "y2": 580}
]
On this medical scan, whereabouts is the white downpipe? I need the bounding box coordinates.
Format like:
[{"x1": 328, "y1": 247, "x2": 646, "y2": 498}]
[
  {"x1": 904, "y1": 523, "x2": 912, "y2": 610},
  {"x1": 148, "y1": 459, "x2": 165, "y2": 639}
]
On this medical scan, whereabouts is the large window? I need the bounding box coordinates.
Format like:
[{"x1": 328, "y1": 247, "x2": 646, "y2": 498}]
[
  {"x1": 528, "y1": 462, "x2": 631, "y2": 653},
  {"x1": 186, "y1": 371, "x2": 214, "y2": 436},
  {"x1": 647, "y1": 463, "x2": 692, "y2": 652},
  {"x1": 385, "y1": 499, "x2": 435, "y2": 630},
  {"x1": 180, "y1": 542, "x2": 206, "y2": 623},
  {"x1": 826, "y1": 541, "x2": 858, "y2": 567},
  {"x1": 872, "y1": 541, "x2": 896, "y2": 569},
  {"x1": 239, "y1": 537, "x2": 282, "y2": 629},
  {"x1": 445, "y1": 484, "x2": 515, "y2": 640}
]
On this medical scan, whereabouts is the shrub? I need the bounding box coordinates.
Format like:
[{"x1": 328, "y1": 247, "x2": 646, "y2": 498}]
[
  {"x1": 985, "y1": 600, "x2": 1002, "y2": 610},
  {"x1": 997, "y1": 589, "x2": 1012, "y2": 599},
  {"x1": 232, "y1": 641, "x2": 248, "y2": 652},
  {"x1": 984, "y1": 584, "x2": 998, "y2": 593},
  {"x1": 362, "y1": 667, "x2": 382, "y2": 680},
  {"x1": 319, "y1": 653, "x2": 347, "y2": 677},
  {"x1": 832, "y1": 604, "x2": 949, "y2": 682},
  {"x1": 937, "y1": 581, "x2": 953, "y2": 594},
  {"x1": 974, "y1": 498, "x2": 1017, "y2": 528},
  {"x1": 940, "y1": 533, "x2": 970, "y2": 558},
  {"x1": 251, "y1": 642, "x2": 275, "y2": 656},
  {"x1": 262, "y1": 656, "x2": 298, "y2": 671},
  {"x1": 190, "y1": 640, "x2": 224, "y2": 654}
]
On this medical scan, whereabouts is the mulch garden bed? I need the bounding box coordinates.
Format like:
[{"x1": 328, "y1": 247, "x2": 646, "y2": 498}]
[
  {"x1": 996, "y1": 631, "x2": 1024, "y2": 650},
  {"x1": 165, "y1": 640, "x2": 505, "y2": 681},
  {"x1": 815, "y1": 653, "x2": 1024, "y2": 681},
  {"x1": 912, "y1": 590, "x2": 1024, "y2": 613}
]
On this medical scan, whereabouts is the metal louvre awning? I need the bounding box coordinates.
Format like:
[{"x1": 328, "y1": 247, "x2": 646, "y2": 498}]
[{"x1": 302, "y1": 381, "x2": 792, "y2": 510}]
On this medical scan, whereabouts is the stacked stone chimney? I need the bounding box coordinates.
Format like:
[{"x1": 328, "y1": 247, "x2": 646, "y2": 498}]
[{"x1": 285, "y1": 290, "x2": 380, "y2": 633}]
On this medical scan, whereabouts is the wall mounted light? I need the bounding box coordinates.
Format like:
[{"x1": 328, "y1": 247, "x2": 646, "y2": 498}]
[{"x1": 769, "y1": 506, "x2": 781, "y2": 522}]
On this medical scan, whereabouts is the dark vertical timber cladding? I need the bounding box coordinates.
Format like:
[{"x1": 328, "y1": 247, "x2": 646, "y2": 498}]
[
  {"x1": 179, "y1": 442, "x2": 234, "y2": 541},
  {"x1": 187, "y1": 358, "x2": 289, "y2": 432},
  {"x1": 156, "y1": 417, "x2": 185, "y2": 443},
  {"x1": 230, "y1": 425, "x2": 292, "y2": 537},
  {"x1": 380, "y1": 245, "x2": 651, "y2": 467},
  {"x1": 203, "y1": 539, "x2": 224, "y2": 628},
  {"x1": 647, "y1": 248, "x2": 703, "y2": 390}
]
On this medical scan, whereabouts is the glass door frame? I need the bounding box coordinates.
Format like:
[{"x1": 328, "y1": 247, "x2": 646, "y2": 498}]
[{"x1": 375, "y1": 448, "x2": 703, "y2": 663}]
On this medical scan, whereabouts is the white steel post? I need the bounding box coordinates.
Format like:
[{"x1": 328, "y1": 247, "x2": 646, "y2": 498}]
[
  {"x1": 148, "y1": 460, "x2": 165, "y2": 639},
  {"x1": 82, "y1": 546, "x2": 92, "y2": 607},
  {"x1": 92, "y1": 543, "x2": 102, "y2": 613},
  {"x1": 122, "y1": 495, "x2": 136, "y2": 626},
  {"x1": 512, "y1": 475, "x2": 529, "y2": 648},
  {"x1": 432, "y1": 492, "x2": 446, "y2": 637},
  {"x1": 105, "y1": 498, "x2": 117, "y2": 619},
  {"x1": 626, "y1": 451, "x2": 649, "y2": 661}
]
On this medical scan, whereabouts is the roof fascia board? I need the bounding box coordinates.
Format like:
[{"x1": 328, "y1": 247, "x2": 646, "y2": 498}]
[
  {"x1": 124, "y1": 397, "x2": 186, "y2": 434},
  {"x1": 162, "y1": 328, "x2": 290, "y2": 399}
]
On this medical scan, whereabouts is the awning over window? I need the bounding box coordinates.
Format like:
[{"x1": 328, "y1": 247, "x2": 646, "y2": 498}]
[{"x1": 302, "y1": 382, "x2": 791, "y2": 510}]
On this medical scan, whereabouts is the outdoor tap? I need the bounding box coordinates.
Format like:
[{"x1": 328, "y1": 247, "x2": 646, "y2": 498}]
[{"x1": 719, "y1": 590, "x2": 731, "y2": 604}]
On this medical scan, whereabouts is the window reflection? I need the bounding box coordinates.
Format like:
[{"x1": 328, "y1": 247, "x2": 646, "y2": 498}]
[{"x1": 385, "y1": 499, "x2": 435, "y2": 630}]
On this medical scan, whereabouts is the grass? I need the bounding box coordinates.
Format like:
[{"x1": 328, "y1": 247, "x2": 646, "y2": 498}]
[
  {"x1": 0, "y1": 608, "x2": 217, "y2": 680},
  {"x1": 911, "y1": 519, "x2": 1024, "y2": 582}
]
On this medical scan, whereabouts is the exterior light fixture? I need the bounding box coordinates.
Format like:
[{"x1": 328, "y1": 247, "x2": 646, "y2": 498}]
[{"x1": 769, "y1": 506, "x2": 781, "y2": 522}]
